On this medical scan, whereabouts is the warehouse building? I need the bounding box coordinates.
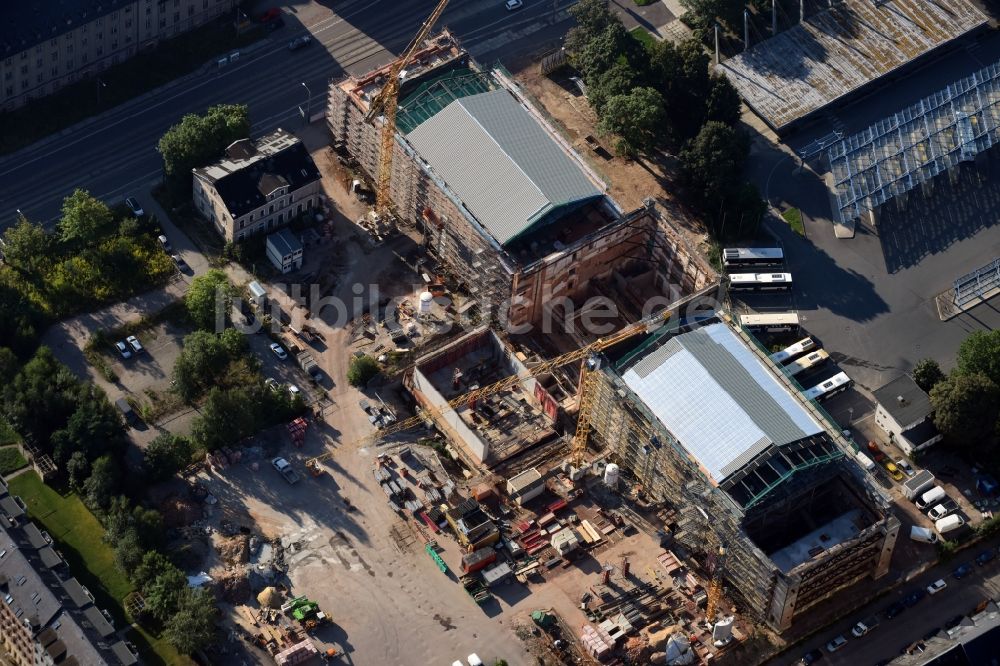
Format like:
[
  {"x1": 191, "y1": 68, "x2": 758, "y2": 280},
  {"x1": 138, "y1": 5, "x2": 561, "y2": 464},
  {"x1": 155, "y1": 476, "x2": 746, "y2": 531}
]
[
  {"x1": 585, "y1": 316, "x2": 899, "y2": 632},
  {"x1": 327, "y1": 31, "x2": 717, "y2": 329}
]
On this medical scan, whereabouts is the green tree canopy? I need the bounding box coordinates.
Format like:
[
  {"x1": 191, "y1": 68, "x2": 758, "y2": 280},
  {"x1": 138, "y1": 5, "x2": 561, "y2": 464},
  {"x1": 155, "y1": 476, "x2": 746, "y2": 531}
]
[
  {"x1": 679, "y1": 121, "x2": 749, "y2": 208},
  {"x1": 957, "y1": 330, "x2": 1000, "y2": 386},
  {"x1": 185, "y1": 269, "x2": 234, "y2": 331},
  {"x1": 143, "y1": 433, "x2": 193, "y2": 482},
  {"x1": 597, "y1": 87, "x2": 666, "y2": 156},
  {"x1": 57, "y1": 189, "x2": 115, "y2": 246},
  {"x1": 912, "y1": 359, "x2": 946, "y2": 394},
  {"x1": 930, "y1": 372, "x2": 1000, "y2": 447},
  {"x1": 144, "y1": 566, "x2": 188, "y2": 621},
  {"x1": 84, "y1": 455, "x2": 120, "y2": 512},
  {"x1": 165, "y1": 588, "x2": 217, "y2": 654},
  {"x1": 705, "y1": 75, "x2": 742, "y2": 127},
  {"x1": 566, "y1": 0, "x2": 619, "y2": 52},
  {"x1": 158, "y1": 104, "x2": 250, "y2": 186},
  {"x1": 2, "y1": 347, "x2": 82, "y2": 449},
  {"x1": 1, "y1": 218, "x2": 53, "y2": 273},
  {"x1": 587, "y1": 60, "x2": 644, "y2": 117},
  {"x1": 347, "y1": 355, "x2": 380, "y2": 387},
  {"x1": 647, "y1": 38, "x2": 713, "y2": 146},
  {"x1": 173, "y1": 328, "x2": 251, "y2": 401},
  {"x1": 132, "y1": 550, "x2": 176, "y2": 590},
  {"x1": 680, "y1": 0, "x2": 744, "y2": 32},
  {"x1": 574, "y1": 22, "x2": 641, "y2": 83}
]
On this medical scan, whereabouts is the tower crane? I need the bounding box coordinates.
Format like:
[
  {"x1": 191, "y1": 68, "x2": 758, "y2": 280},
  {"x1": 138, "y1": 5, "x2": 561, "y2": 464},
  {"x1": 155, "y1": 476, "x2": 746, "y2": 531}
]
[
  {"x1": 705, "y1": 543, "x2": 727, "y2": 621},
  {"x1": 365, "y1": 0, "x2": 451, "y2": 218},
  {"x1": 305, "y1": 310, "x2": 672, "y2": 474}
]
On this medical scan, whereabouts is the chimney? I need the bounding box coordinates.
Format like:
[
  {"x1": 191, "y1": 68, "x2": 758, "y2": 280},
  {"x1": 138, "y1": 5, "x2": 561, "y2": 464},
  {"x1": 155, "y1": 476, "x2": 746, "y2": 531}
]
[{"x1": 897, "y1": 395, "x2": 906, "y2": 406}]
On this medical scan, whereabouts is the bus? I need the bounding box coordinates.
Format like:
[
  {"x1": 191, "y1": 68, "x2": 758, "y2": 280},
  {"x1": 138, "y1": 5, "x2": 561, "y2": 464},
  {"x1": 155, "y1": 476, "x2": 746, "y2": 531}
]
[
  {"x1": 729, "y1": 273, "x2": 793, "y2": 292},
  {"x1": 723, "y1": 247, "x2": 784, "y2": 268},
  {"x1": 785, "y1": 349, "x2": 830, "y2": 377},
  {"x1": 802, "y1": 372, "x2": 853, "y2": 402},
  {"x1": 769, "y1": 337, "x2": 816, "y2": 365},
  {"x1": 739, "y1": 312, "x2": 800, "y2": 334}
]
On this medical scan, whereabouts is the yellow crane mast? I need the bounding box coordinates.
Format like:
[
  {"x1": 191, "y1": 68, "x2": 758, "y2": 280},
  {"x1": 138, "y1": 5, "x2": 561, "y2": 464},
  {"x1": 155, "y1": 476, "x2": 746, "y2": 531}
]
[
  {"x1": 306, "y1": 311, "x2": 671, "y2": 474},
  {"x1": 365, "y1": 0, "x2": 451, "y2": 218},
  {"x1": 705, "y1": 543, "x2": 727, "y2": 621}
]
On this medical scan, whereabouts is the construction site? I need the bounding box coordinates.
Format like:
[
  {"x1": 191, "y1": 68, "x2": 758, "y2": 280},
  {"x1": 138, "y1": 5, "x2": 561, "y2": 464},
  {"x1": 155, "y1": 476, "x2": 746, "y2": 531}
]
[
  {"x1": 717, "y1": 0, "x2": 989, "y2": 132},
  {"x1": 326, "y1": 30, "x2": 717, "y2": 329}
]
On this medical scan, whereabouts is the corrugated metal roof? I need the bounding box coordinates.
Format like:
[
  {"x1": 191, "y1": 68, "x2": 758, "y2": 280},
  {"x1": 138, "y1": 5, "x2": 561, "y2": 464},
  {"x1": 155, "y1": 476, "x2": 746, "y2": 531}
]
[
  {"x1": 405, "y1": 89, "x2": 601, "y2": 246},
  {"x1": 622, "y1": 323, "x2": 822, "y2": 482}
]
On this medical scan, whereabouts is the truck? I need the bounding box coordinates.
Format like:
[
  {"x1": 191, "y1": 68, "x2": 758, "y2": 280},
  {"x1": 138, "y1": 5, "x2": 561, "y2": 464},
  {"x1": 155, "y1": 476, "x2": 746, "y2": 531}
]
[
  {"x1": 296, "y1": 351, "x2": 322, "y2": 381},
  {"x1": 902, "y1": 470, "x2": 935, "y2": 501},
  {"x1": 272, "y1": 457, "x2": 301, "y2": 484}
]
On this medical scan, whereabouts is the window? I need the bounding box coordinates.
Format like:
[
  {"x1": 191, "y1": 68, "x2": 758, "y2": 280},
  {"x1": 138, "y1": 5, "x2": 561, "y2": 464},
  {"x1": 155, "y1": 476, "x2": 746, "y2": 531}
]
[
  {"x1": 173, "y1": 11, "x2": 180, "y2": 22},
  {"x1": 111, "y1": 26, "x2": 118, "y2": 34},
  {"x1": 239, "y1": 219, "x2": 245, "y2": 230},
  {"x1": 203, "y1": 0, "x2": 208, "y2": 7},
  {"x1": 36, "y1": 58, "x2": 42, "y2": 67},
  {"x1": 81, "y1": 38, "x2": 87, "y2": 47},
  {"x1": 188, "y1": 5, "x2": 195, "y2": 16},
  {"x1": 81, "y1": 53, "x2": 88, "y2": 64},
  {"x1": 146, "y1": 19, "x2": 152, "y2": 29},
  {"x1": 36, "y1": 73, "x2": 43, "y2": 83},
  {"x1": 50, "y1": 39, "x2": 57, "y2": 47},
  {"x1": 67, "y1": 59, "x2": 74, "y2": 69},
  {"x1": 126, "y1": 19, "x2": 132, "y2": 27},
  {"x1": 3, "y1": 72, "x2": 10, "y2": 81},
  {"x1": 112, "y1": 41, "x2": 118, "y2": 50},
  {"x1": 96, "y1": 47, "x2": 103, "y2": 56},
  {"x1": 51, "y1": 67, "x2": 58, "y2": 77},
  {"x1": 5, "y1": 86, "x2": 12, "y2": 97},
  {"x1": 268, "y1": 204, "x2": 274, "y2": 214},
  {"x1": 20, "y1": 65, "x2": 27, "y2": 75},
  {"x1": 20, "y1": 52, "x2": 27, "y2": 60},
  {"x1": 67, "y1": 44, "x2": 74, "y2": 53},
  {"x1": 159, "y1": 17, "x2": 166, "y2": 27},
  {"x1": 51, "y1": 50, "x2": 58, "y2": 60}
]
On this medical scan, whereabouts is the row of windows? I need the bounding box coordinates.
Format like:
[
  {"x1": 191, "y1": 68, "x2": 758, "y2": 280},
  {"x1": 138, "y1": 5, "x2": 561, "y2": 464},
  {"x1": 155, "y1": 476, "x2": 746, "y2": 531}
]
[
  {"x1": 4, "y1": 53, "x2": 121, "y2": 98},
  {"x1": 236, "y1": 201, "x2": 315, "y2": 241}
]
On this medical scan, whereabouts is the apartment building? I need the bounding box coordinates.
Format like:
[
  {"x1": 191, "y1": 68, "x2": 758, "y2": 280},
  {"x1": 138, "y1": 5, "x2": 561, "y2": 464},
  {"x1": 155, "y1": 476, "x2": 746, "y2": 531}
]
[
  {"x1": 0, "y1": 477, "x2": 138, "y2": 665},
  {"x1": 192, "y1": 129, "x2": 322, "y2": 242},
  {"x1": 1, "y1": 0, "x2": 238, "y2": 111}
]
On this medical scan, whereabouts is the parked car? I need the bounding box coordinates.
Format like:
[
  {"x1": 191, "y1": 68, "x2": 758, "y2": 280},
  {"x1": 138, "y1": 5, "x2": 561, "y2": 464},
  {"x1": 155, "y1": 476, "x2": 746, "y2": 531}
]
[
  {"x1": 799, "y1": 649, "x2": 824, "y2": 665},
  {"x1": 171, "y1": 254, "x2": 187, "y2": 270},
  {"x1": 126, "y1": 335, "x2": 144, "y2": 354},
  {"x1": 885, "y1": 601, "x2": 906, "y2": 619},
  {"x1": 157, "y1": 234, "x2": 172, "y2": 251},
  {"x1": 288, "y1": 35, "x2": 311, "y2": 50},
  {"x1": 896, "y1": 458, "x2": 915, "y2": 476},
  {"x1": 976, "y1": 548, "x2": 996, "y2": 566},
  {"x1": 867, "y1": 441, "x2": 887, "y2": 463},
  {"x1": 885, "y1": 462, "x2": 904, "y2": 482},
  {"x1": 115, "y1": 340, "x2": 132, "y2": 359},
  {"x1": 505, "y1": 0, "x2": 523, "y2": 9},
  {"x1": 125, "y1": 196, "x2": 144, "y2": 216},
  {"x1": 903, "y1": 588, "x2": 927, "y2": 607},
  {"x1": 270, "y1": 342, "x2": 287, "y2": 360},
  {"x1": 288, "y1": 384, "x2": 301, "y2": 398},
  {"x1": 825, "y1": 635, "x2": 848, "y2": 653},
  {"x1": 928, "y1": 499, "x2": 959, "y2": 521},
  {"x1": 851, "y1": 621, "x2": 871, "y2": 638},
  {"x1": 953, "y1": 563, "x2": 974, "y2": 579},
  {"x1": 926, "y1": 579, "x2": 947, "y2": 595}
]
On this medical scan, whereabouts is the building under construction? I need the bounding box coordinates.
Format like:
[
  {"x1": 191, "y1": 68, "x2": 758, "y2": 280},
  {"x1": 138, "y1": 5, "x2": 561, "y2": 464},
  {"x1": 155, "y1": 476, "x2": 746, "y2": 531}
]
[
  {"x1": 586, "y1": 315, "x2": 900, "y2": 632},
  {"x1": 327, "y1": 31, "x2": 716, "y2": 328}
]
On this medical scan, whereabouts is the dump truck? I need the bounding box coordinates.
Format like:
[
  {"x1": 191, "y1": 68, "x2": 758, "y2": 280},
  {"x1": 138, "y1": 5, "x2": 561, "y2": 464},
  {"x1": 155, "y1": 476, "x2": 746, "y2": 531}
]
[
  {"x1": 903, "y1": 470, "x2": 935, "y2": 501},
  {"x1": 297, "y1": 351, "x2": 322, "y2": 381},
  {"x1": 272, "y1": 457, "x2": 301, "y2": 484}
]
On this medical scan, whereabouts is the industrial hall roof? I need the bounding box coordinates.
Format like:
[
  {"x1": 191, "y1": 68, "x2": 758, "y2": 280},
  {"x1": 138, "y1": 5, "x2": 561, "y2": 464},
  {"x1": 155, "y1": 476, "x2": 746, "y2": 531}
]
[
  {"x1": 620, "y1": 322, "x2": 823, "y2": 483},
  {"x1": 405, "y1": 89, "x2": 603, "y2": 246}
]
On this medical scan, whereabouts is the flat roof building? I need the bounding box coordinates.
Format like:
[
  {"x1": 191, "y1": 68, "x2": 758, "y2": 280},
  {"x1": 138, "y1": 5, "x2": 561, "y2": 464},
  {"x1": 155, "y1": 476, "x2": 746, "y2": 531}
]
[
  {"x1": 586, "y1": 316, "x2": 899, "y2": 632},
  {"x1": 873, "y1": 375, "x2": 942, "y2": 455}
]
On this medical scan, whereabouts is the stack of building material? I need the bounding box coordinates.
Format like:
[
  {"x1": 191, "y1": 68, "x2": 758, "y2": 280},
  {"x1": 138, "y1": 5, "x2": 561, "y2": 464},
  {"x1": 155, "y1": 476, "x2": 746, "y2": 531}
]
[
  {"x1": 274, "y1": 639, "x2": 318, "y2": 666},
  {"x1": 580, "y1": 624, "x2": 613, "y2": 662}
]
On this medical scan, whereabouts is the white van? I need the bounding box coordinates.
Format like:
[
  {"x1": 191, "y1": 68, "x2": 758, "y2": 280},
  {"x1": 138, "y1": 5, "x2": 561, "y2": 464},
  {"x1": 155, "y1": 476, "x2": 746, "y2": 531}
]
[
  {"x1": 916, "y1": 486, "x2": 947, "y2": 510},
  {"x1": 467, "y1": 655, "x2": 484, "y2": 666},
  {"x1": 935, "y1": 514, "x2": 965, "y2": 534},
  {"x1": 910, "y1": 526, "x2": 939, "y2": 544},
  {"x1": 854, "y1": 451, "x2": 876, "y2": 472}
]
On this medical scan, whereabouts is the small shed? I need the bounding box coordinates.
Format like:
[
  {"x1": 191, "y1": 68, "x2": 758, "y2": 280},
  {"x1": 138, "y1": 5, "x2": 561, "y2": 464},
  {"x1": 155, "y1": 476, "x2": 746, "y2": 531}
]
[
  {"x1": 248, "y1": 280, "x2": 267, "y2": 308},
  {"x1": 506, "y1": 467, "x2": 544, "y2": 506},
  {"x1": 551, "y1": 528, "x2": 580, "y2": 556}
]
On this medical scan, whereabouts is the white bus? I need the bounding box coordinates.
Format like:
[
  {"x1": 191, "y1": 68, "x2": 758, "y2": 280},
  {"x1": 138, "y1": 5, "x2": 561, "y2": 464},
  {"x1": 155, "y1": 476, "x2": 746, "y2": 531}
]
[
  {"x1": 729, "y1": 273, "x2": 793, "y2": 292},
  {"x1": 769, "y1": 337, "x2": 816, "y2": 365},
  {"x1": 739, "y1": 312, "x2": 800, "y2": 334},
  {"x1": 802, "y1": 372, "x2": 852, "y2": 401},
  {"x1": 785, "y1": 349, "x2": 830, "y2": 377},
  {"x1": 723, "y1": 247, "x2": 784, "y2": 268}
]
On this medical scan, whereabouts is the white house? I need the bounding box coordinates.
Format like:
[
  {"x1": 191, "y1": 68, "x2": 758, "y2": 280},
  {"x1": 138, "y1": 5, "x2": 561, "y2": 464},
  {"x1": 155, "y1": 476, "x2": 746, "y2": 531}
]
[{"x1": 873, "y1": 375, "x2": 942, "y2": 455}]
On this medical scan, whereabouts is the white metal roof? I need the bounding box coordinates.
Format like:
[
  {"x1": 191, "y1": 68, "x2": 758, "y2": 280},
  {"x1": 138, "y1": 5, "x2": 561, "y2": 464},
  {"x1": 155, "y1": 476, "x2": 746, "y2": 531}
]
[
  {"x1": 405, "y1": 89, "x2": 602, "y2": 246},
  {"x1": 621, "y1": 323, "x2": 823, "y2": 482}
]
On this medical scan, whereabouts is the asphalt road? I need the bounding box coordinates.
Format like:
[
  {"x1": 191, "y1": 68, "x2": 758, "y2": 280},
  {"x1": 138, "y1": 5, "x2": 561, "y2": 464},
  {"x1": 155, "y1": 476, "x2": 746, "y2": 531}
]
[
  {"x1": 0, "y1": 0, "x2": 577, "y2": 225},
  {"x1": 776, "y1": 540, "x2": 1000, "y2": 665}
]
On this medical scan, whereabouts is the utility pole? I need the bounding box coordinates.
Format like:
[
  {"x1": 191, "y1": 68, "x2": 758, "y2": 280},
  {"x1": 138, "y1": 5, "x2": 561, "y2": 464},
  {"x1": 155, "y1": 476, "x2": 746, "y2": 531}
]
[
  {"x1": 744, "y1": 9, "x2": 750, "y2": 51},
  {"x1": 301, "y1": 82, "x2": 312, "y2": 123},
  {"x1": 772, "y1": 0, "x2": 777, "y2": 35},
  {"x1": 714, "y1": 23, "x2": 720, "y2": 65},
  {"x1": 97, "y1": 77, "x2": 107, "y2": 106}
]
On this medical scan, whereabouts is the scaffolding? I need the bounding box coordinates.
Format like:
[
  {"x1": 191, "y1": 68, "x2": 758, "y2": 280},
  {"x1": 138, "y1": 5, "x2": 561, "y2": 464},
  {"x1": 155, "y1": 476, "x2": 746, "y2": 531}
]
[{"x1": 829, "y1": 59, "x2": 1000, "y2": 227}]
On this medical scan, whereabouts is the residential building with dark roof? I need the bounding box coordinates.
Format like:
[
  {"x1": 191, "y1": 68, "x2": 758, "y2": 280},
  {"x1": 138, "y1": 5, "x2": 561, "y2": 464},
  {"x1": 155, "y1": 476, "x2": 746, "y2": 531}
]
[
  {"x1": 0, "y1": 477, "x2": 137, "y2": 665},
  {"x1": 192, "y1": 128, "x2": 322, "y2": 242},
  {"x1": 327, "y1": 31, "x2": 718, "y2": 329},
  {"x1": 892, "y1": 600, "x2": 1000, "y2": 664},
  {"x1": 585, "y1": 315, "x2": 899, "y2": 632},
  {"x1": 1, "y1": 0, "x2": 238, "y2": 112},
  {"x1": 874, "y1": 375, "x2": 942, "y2": 456}
]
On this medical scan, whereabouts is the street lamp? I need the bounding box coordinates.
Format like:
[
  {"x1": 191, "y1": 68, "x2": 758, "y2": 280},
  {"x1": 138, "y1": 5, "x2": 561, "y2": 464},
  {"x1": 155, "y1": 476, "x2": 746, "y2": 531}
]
[
  {"x1": 97, "y1": 77, "x2": 107, "y2": 106},
  {"x1": 301, "y1": 82, "x2": 312, "y2": 123}
]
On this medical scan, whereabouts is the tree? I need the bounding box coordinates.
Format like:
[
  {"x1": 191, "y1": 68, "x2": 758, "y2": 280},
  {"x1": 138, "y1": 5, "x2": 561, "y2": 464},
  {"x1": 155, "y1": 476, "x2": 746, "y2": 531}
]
[
  {"x1": 913, "y1": 359, "x2": 946, "y2": 393},
  {"x1": 680, "y1": 0, "x2": 743, "y2": 32},
  {"x1": 0, "y1": 279, "x2": 42, "y2": 356},
  {"x1": 648, "y1": 38, "x2": 714, "y2": 146},
  {"x1": 347, "y1": 355, "x2": 380, "y2": 387},
  {"x1": 587, "y1": 60, "x2": 644, "y2": 118},
  {"x1": 0, "y1": 347, "x2": 18, "y2": 384},
  {"x1": 190, "y1": 387, "x2": 256, "y2": 451},
  {"x1": 597, "y1": 87, "x2": 666, "y2": 156},
  {"x1": 185, "y1": 270, "x2": 233, "y2": 331},
  {"x1": 573, "y1": 22, "x2": 643, "y2": 83},
  {"x1": 679, "y1": 121, "x2": 749, "y2": 210},
  {"x1": 144, "y1": 433, "x2": 193, "y2": 482},
  {"x1": 705, "y1": 75, "x2": 742, "y2": 127},
  {"x1": 164, "y1": 587, "x2": 217, "y2": 654},
  {"x1": 132, "y1": 550, "x2": 176, "y2": 590},
  {"x1": 957, "y1": 330, "x2": 1000, "y2": 386},
  {"x1": 50, "y1": 386, "x2": 125, "y2": 467},
  {"x1": 114, "y1": 528, "x2": 145, "y2": 577},
  {"x1": 565, "y1": 0, "x2": 619, "y2": 53},
  {"x1": 84, "y1": 455, "x2": 120, "y2": 512},
  {"x1": 57, "y1": 189, "x2": 114, "y2": 245},
  {"x1": 2, "y1": 347, "x2": 81, "y2": 449},
  {"x1": 66, "y1": 451, "x2": 90, "y2": 491},
  {"x1": 144, "y1": 566, "x2": 188, "y2": 621},
  {"x1": 158, "y1": 104, "x2": 251, "y2": 186},
  {"x1": 1, "y1": 218, "x2": 53, "y2": 273},
  {"x1": 930, "y1": 372, "x2": 1000, "y2": 447}
]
